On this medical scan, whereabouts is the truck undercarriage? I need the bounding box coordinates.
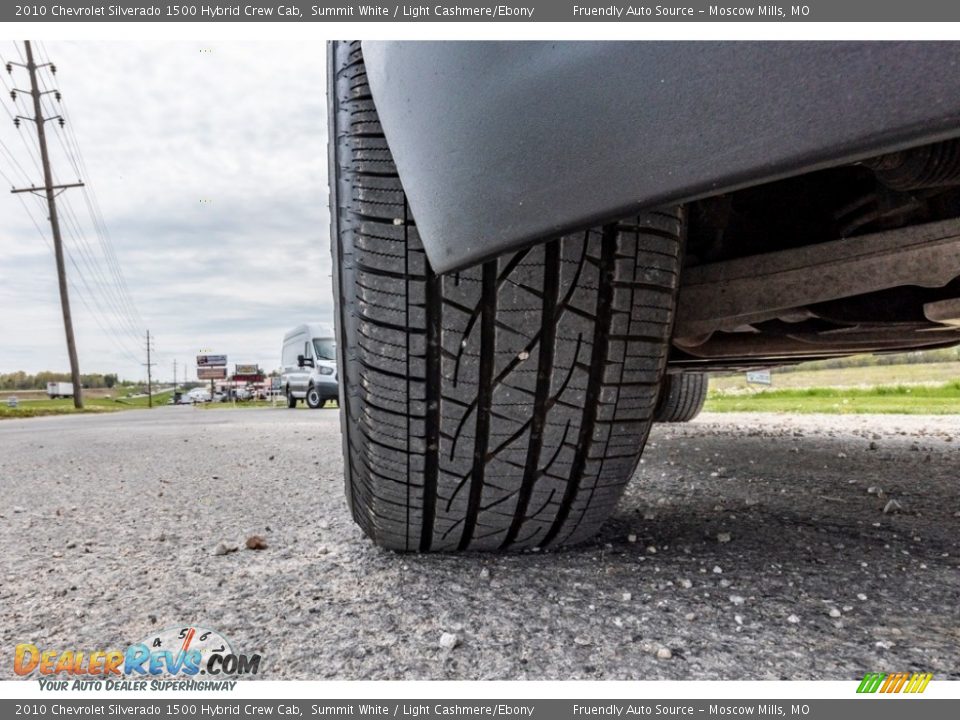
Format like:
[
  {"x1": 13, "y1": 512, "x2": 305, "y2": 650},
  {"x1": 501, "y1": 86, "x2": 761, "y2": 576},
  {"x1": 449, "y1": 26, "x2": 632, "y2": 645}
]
[{"x1": 672, "y1": 138, "x2": 960, "y2": 370}]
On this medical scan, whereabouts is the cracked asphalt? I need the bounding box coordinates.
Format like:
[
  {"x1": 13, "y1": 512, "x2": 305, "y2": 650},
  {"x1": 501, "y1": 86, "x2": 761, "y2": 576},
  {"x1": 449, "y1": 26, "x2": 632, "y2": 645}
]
[{"x1": 1, "y1": 407, "x2": 957, "y2": 680}]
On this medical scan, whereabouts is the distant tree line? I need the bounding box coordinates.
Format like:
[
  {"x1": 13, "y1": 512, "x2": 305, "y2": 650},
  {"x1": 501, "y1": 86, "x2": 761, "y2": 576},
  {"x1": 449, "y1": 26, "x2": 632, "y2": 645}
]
[
  {"x1": 777, "y1": 347, "x2": 960, "y2": 374},
  {"x1": 0, "y1": 371, "x2": 120, "y2": 390}
]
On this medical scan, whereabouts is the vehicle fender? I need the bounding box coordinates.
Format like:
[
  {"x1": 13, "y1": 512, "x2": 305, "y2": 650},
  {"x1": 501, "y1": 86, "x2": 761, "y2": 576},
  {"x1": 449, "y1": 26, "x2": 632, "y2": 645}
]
[{"x1": 361, "y1": 41, "x2": 960, "y2": 273}]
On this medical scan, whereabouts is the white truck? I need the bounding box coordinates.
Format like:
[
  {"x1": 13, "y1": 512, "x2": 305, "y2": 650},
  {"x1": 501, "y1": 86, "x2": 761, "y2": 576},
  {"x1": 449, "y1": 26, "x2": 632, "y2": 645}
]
[
  {"x1": 280, "y1": 323, "x2": 338, "y2": 409},
  {"x1": 46, "y1": 382, "x2": 74, "y2": 399}
]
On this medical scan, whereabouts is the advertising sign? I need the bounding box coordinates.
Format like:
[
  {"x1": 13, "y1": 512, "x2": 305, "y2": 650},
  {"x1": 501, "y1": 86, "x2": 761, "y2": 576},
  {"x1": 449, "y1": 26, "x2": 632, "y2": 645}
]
[
  {"x1": 235, "y1": 364, "x2": 259, "y2": 375},
  {"x1": 197, "y1": 354, "x2": 227, "y2": 367},
  {"x1": 197, "y1": 366, "x2": 228, "y2": 380},
  {"x1": 234, "y1": 374, "x2": 264, "y2": 383}
]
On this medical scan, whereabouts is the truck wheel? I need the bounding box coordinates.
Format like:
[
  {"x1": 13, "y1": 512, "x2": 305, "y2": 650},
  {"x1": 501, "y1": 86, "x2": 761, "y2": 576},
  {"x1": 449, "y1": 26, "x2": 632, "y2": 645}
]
[
  {"x1": 286, "y1": 388, "x2": 298, "y2": 409},
  {"x1": 329, "y1": 41, "x2": 683, "y2": 551},
  {"x1": 306, "y1": 385, "x2": 323, "y2": 409},
  {"x1": 653, "y1": 373, "x2": 708, "y2": 423}
]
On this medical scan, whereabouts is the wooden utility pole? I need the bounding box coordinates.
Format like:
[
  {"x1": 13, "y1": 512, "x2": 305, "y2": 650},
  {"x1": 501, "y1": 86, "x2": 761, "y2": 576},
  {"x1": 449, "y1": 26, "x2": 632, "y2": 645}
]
[
  {"x1": 10, "y1": 41, "x2": 85, "y2": 408},
  {"x1": 145, "y1": 330, "x2": 154, "y2": 407}
]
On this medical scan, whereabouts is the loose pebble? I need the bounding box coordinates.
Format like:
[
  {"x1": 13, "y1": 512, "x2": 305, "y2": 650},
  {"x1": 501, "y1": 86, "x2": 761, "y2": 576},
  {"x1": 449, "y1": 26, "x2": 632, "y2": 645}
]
[
  {"x1": 245, "y1": 535, "x2": 268, "y2": 550},
  {"x1": 883, "y1": 499, "x2": 903, "y2": 514},
  {"x1": 213, "y1": 541, "x2": 239, "y2": 556}
]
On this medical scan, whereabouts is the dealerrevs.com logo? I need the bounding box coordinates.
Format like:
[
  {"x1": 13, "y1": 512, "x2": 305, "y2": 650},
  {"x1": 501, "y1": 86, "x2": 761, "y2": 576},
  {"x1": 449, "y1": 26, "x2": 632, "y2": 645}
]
[{"x1": 14, "y1": 626, "x2": 261, "y2": 690}]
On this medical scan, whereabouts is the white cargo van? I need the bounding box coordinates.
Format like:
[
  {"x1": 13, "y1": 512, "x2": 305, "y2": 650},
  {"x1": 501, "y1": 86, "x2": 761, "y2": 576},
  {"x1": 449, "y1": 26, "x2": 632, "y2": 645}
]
[{"x1": 280, "y1": 323, "x2": 338, "y2": 409}]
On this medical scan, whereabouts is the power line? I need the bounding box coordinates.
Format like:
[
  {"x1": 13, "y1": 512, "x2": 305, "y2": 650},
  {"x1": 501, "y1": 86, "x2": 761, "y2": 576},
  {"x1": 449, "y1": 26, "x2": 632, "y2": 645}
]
[
  {"x1": 30, "y1": 67, "x2": 78, "y2": 171},
  {"x1": 0, "y1": 161, "x2": 18, "y2": 188},
  {"x1": 0, "y1": 136, "x2": 36, "y2": 185},
  {"x1": 30, "y1": 44, "x2": 144, "y2": 337},
  {"x1": 5, "y1": 41, "x2": 148, "y2": 377},
  {"x1": 55, "y1": 192, "x2": 144, "y2": 340},
  {"x1": 4, "y1": 165, "x2": 143, "y2": 368},
  {"x1": 35, "y1": 42, "x2": 145, "y2": 332},
  {"x1": 2, "y1": 160, "x2": 142, "y2": 364},
  {"x1": 0, "y1": 49, "x2": 45, "y2": 174}
]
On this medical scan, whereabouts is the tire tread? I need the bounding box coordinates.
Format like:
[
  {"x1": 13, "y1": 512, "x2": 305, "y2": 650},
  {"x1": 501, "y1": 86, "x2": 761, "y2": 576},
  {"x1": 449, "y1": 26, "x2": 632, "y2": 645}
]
[{"x1": 653, "y1": 373, "x2": 708, "y2": 423}]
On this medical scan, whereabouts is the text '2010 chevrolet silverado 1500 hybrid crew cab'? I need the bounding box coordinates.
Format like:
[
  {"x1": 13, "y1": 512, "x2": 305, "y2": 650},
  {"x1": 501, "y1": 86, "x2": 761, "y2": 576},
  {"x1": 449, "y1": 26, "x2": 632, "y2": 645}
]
[{"x1": 327, "y1": 41, "x2": 960, "y2": 552}]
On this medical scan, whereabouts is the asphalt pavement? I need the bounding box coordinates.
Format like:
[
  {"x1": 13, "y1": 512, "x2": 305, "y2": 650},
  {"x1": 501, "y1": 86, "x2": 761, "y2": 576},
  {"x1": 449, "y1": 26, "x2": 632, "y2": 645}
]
[{"x1": 1, "y1": 406, "x2": 957, "y2": 680}]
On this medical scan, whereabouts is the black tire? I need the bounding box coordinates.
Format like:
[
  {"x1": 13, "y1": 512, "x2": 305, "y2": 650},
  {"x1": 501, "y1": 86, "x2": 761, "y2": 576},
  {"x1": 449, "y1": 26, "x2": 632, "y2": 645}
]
[
  {"x1": 286, "y1": 389, "x2": 298, "y2": 409},
  {"x1": 306, "y1": 385, "x2": 323, "y2": 409},
  {"x1": 329, "y1": 41, "x2": 683, "y2": 551},
  {"x1": 653, "y1": 372, "x2": 708, "y2": 423}
]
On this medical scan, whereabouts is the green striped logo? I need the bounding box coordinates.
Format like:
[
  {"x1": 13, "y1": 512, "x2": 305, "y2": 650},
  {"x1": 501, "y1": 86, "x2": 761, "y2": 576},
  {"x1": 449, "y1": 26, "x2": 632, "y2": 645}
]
[
  {"x1": 857, "y1": 673, "x2": 886, "y2": 693},
  {"x1": 857, "y1": 672, "x2": 933, "y2": 694}
]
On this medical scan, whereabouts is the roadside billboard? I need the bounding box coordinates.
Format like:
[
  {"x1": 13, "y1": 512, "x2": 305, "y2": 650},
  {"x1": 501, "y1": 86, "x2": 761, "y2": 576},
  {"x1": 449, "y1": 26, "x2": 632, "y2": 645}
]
[
  {"x1": 197, "y1": 354, "x2": 227, "y2": 367},
  {"x1": 197, "y1": 367, "x2": 228, "y2": 380},
  {"x1": 234, "y1": 374, "x2": 264, "y2": 382}
]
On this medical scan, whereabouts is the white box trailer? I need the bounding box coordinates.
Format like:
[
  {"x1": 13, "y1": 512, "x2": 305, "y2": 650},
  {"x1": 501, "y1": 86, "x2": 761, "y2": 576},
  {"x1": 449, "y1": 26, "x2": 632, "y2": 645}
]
[{"x1": 46, "y1": 382, "x2": 74, "y2": 399}]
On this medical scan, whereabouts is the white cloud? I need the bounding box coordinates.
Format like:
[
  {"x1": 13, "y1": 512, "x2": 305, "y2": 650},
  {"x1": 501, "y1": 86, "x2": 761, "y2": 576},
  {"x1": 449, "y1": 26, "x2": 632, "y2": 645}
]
[{"x1": 0, "y1": 40, "x2": 330, "y2": 381}]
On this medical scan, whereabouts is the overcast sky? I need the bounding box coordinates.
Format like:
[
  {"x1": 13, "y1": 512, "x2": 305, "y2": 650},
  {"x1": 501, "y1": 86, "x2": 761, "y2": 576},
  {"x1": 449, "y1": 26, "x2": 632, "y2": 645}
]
[{"x1": 0, "y1": 41, "x2": 330, "y2": 382}]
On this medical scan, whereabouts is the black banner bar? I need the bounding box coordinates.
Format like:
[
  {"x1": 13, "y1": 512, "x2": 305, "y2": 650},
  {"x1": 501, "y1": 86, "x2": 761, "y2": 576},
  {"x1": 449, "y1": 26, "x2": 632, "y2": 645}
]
[
  {"x1": 6, "y1": 1, "x2": 960, "y2": 23},
  {"x1": 1, "y1": 699, "x2": 959, "y2": 719}
]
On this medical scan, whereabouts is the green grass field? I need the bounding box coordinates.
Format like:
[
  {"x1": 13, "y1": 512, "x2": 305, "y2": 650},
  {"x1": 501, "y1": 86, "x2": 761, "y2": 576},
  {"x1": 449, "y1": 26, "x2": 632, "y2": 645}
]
[
  {"x1": 0, "y1": 391, "x2": 174, "y2": 419},
  {"x1": 705, "y1": 377, "x2": 960, "y2": 415},
  {"x1": 0, "y1": 392, "x2": 339, "y2": 418},
  {"x1": 709, "y1": 361, "x2": 960, "y2": 393}
]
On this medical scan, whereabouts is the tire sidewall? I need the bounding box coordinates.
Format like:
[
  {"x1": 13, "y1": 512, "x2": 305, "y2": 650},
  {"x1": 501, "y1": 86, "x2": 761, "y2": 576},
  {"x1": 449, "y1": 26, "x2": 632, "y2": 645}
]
[{"x1": 306, "y1": 386, "x2": 323, "y2": 409}]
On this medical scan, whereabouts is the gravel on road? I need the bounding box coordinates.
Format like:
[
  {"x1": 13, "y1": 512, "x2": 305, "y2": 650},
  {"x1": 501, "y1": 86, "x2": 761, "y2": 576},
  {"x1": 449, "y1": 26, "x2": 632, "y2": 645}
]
[{"x1": 1, "y1": 407, "x2": 957, "y2": 680}]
